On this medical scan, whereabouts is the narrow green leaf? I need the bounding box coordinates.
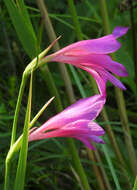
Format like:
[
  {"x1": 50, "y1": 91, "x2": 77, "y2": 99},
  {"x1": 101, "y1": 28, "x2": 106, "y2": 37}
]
[
  {"x1": 68, "y1": 65, "x2": 86, "y2": 98},
  {"x1": 30, "y1": 97, "x2": 54, "y2": 128},
  {"x1": 14, "y1": 73, "x2": 32, "y2": 190},
  {"x1": 102, "y1": 144, "x2": 122, "y2": 190},
  {"x1": 4, "y1": 0, "x2": 37, "y2": 58},
  {"x1": 17, "y1": 0, "x2": 35, "y2": 34},
  {"x1": 133, "y1": 177, "x2": 137, "y2": 190}
]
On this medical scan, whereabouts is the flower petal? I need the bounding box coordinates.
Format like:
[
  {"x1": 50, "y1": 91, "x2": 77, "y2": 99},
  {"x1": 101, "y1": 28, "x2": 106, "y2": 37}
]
[
  {"x1": 112, "y1": 26, "x2": 129, "y2": 39},
  {"x1": 52, "y1": 53, "x2": 128, "y2": 78},
  {"x1": 80, "y1": 65, "x2": 106, "y2": 96},
  {"x1": 78, "y1": 54, "x2": 128, "y2": 77},
  {"x1": 97, "y1": 68, "x2": 127, "y2": 90},
  {"x1": 75, "y1": 136, "x2": 95, "y2": 150},
  {"x1": 32, "y1": 95, "x2": 106, "y2": 134},
  {"x1": 81, "y1": 64, "x2": 126, "y2": 93},
  {"x1": 29, "y1": 120, "x2": 105, "y2": 150},
  {"x1": 89, "y1": 135, "x2": 105, "y2": 144},
  {"x1": 49, "y1": 35, "x2": 121, "y2": 60},
  {"x1": 88, "y1": 121, "x2": 105, "y2": 136},
  {"x1": 62, "y1": 120, "x2": 105, "y2": 136}
]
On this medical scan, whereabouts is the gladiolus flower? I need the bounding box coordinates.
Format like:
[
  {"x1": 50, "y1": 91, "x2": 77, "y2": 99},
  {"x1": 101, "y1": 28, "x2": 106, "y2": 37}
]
[
  {"x1": 45, "y1": 26, "x2": 128, "y2": 96},
  {"x1": 29, "y1": 95, "x2": 105, "y2": 150}
]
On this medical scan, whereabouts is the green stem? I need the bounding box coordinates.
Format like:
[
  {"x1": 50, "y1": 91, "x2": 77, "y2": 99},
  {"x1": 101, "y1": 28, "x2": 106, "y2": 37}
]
[
  {"x1": 5, "y1": 47, "x2": 59, "y2": 189},
  {"x1": 115, "y1": 87, "x2": 137, "y2": 176},
  {"x1": 68, "y1": 139, "x2": 91, "y2": 190},
  {"x1": 94, "y1": 149, "x2": 112, "y2": 190},
  {"x1": 102, "y1": 145, "x2": 122, "y2": 190},
  {"x1": 68, "y1": 0, "x2": 83, "y2": 40},
  {"x1": 4, "y1": 159, "x2": 11, "y2": 190},
  {"x1": 5, "y1": 73, "x2": 28, "y2": 190},
  {"x1": 5, "y1": 72, "x2": 32, "y2": 190},
  {"x1": 10, "y1": 44, "x2": 56, "y2": 147},
  {"x1": 10, "y1": 73, "x2": 27, "y2": 147},
  {"x1": 14, "y1": 73, "x2": 32, "y2": 190},
  {"x1": 87, "y1": 149, "x2": 106, "y2": 190},
  {"x1": 5, "y1": 135, "x2": 24, "y2": 190},
  {"x1": 30, "y1": 97, "x2": 55, "y2": 127},
  {"x1": 99, "y1": 0, "x2": 137, "y2": 177},
  {"x1": 99, "y1": 0, "x2": 110, "y2": 34},
  {"x1": 129, "y1": 0, "x2": 137, "y2": 95},
  {"x1": 36, "y1": 0, "x2": 75, "y2": 104}
]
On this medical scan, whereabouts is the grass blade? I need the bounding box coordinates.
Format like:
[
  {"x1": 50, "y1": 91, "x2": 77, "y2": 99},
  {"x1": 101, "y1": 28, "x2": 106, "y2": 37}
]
[
  {"x1": 102, "y1": 144, "x2": 122, "y2": 190},
  {"x1": 133, "y1": 177, "x2": 137, "y2": 190},
  {"x1": 4, "y1": 0, "x2": 37, "y2": 58}
]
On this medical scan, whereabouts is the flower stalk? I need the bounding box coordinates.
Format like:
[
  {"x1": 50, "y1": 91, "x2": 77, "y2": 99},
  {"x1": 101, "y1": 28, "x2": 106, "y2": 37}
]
[
  {"x1": 129, "y1": 0, "x2": 137, "y2": 94},
  {"x1": 68, "y1": 0, "x2": 83, "y2": 40},
  {"x1": 14, "y1": 72, "x2": 33, "y2": 190},
  {"x1": 10, "y1": 73, "x2": 27, "y2": 147},
  {"x1": 5, "y1": 72, "x2": 33, "y2": 190},
  {"x1": 4, "y1": 44, "x2": 61, "y2": 189},
  {"x1": 87, "y1": 149, "x2": 106, "y2": 190},
  {"x1": 10, "y1": 42, "x2": 57, "y2": 147}
]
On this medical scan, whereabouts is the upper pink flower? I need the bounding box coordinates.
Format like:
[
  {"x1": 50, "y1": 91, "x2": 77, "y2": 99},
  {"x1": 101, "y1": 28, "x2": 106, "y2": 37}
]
[
  {"x1": 29, "y1": 95, "x2": 105, "y2": 150},
  {"x1": 46, "y1": 26, "x2": 128, "y2": 96}
]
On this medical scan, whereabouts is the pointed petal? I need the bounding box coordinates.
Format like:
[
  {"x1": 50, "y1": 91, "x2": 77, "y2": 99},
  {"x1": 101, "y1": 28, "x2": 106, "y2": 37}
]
[
  {"x1": 88, "y1": 121, "x2": 105, "y2": 136},
  {"x1": 62, "y1": 120, "x2": 105, "y2": 136},
  {"x1": 80, "y1": 65, "x2": 106, "y2": 96},
  {"x1": 29, "y1": 120, "x2": 105, "y2": 145},
  {"x1": 98, "y1": 68, "x2": 127, "y2": 90},
  {"x1": 49, "y1": 35, "x2": 121, "y2": 63},
  {"x1": 79, "y1": 54, "x2": 128, "y2": 77},
  {"x1": 108, "y1": 60, "x2": 128, "y2": 77},
  {"x1": 75, "y1": 137, "x2": 95, "y2": 150},
  {"x1": 33, "y1": 94, "x2": 106, "y2": 134},
  {"x1": 112, "y1": 26, "x2": 129, "y2": 39},
  {"x1": 61, "y1": 95, "x2": 105, "y2": 119},
  {"x1": 90, "y1": 135, "x2": 105, "y2": 144}
]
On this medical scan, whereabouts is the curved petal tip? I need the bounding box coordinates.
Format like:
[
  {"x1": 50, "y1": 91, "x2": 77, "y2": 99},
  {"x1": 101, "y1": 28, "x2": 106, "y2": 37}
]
[{"x1": 112, "y1": 26, "x2": 129, "y2": 39}]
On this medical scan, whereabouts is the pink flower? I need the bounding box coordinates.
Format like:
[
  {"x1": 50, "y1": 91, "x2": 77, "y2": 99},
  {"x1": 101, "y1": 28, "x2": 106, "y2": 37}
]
[
  {"x1": 29, "y1": 95, "x2": 105, "y2": 149},
  {"x1": 46, "y1": 26, "x2": 128, "y2": 96}
]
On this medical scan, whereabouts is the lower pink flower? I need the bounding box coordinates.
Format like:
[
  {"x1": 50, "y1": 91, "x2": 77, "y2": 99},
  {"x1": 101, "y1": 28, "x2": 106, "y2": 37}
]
[{"x1": 29, "y1": 95, "x2": 105, "y2": 149}]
